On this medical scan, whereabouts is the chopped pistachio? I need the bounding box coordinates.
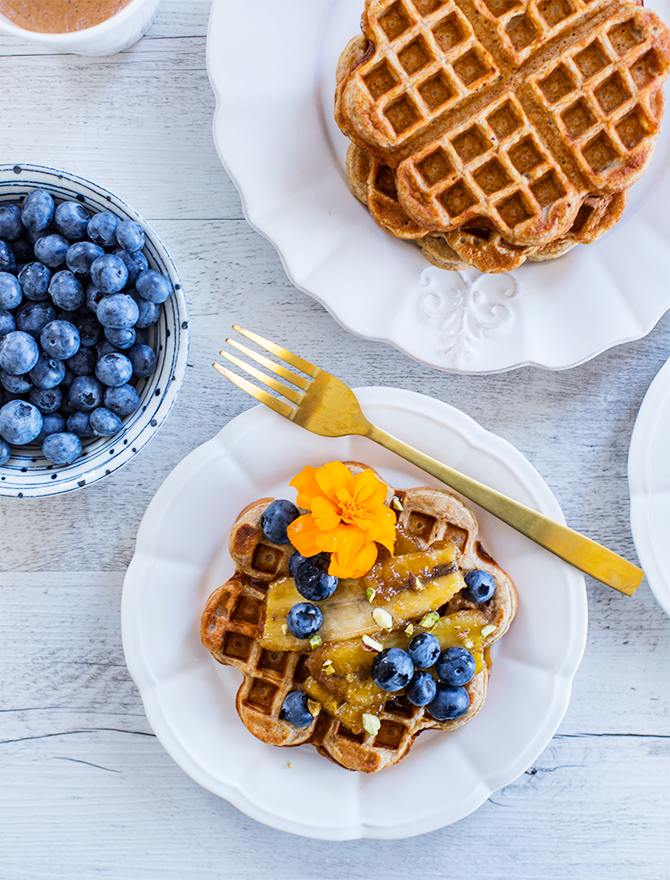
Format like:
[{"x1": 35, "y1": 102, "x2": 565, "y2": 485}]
[
  {"x1": 408, "y1": 573, "x2": 424, "y2": 592},
  {"x1": 391, "y1": 496, "x2": 404, "y2": 512},
  {"x1": 463, "y1": 637, "x2": 475, "y2": 650},
  {"x1": 404, "y1": 623, "x2": 414, "y2": 636},
  {"x1": 365, "y1": 586, "x2": 376, "y2": 603},
  {"x1": 309, "y1": 634, "x2": 323, "y2": 650},
  {"x1": 372, "y1": 607, "x2": 393, "y2": 631},
  {"x1": 322, "y1": 660, "x2": 336, "y2": 675},
  {"x1": 307, "y1": 698, "x2": 320, "y2": 716},
  {"x1": 362, "y1": 713, "x2": 381, "y2": 736},
  {"x1": 281, "y1": 624, "x2": 288, "y2": 636},
  {"x1": 481, "y1": 624, "x2": 497, "y2": 638},
  {"x1": 287, "y1": 762, "x2": 293, "y2": 769},
  {"x1": 419, "y1": 611, "x2": 439, "y2": 630},
  {"x1": 362, "y1": 634, "x2": 383, "y2": 652}
]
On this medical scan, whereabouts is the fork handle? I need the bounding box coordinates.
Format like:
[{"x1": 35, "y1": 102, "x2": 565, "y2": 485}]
[{"x1": 366, "y1": 425, "x2": 643, "y2": 595}]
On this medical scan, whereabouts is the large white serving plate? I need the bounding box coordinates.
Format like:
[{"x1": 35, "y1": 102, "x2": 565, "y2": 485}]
[
  {"x1": 629, "y1": 357, "x2": 670, "y2": 617},
  {"x1": 121, "y1": 387, "x2": 587, "y2": 839},
  {"x1": 207, "y1": 0, "x2": 670, "y2": 374}
]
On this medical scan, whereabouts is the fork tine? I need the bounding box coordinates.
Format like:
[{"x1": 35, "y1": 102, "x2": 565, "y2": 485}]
[
  {"x1": 218, "y1": 349, "x2": 304, "y2": 405},
  {"x1": 226, "y1": 337, "x2": 311, "y2": 392},
  {"x1": 232, "y1": 325, "x2": 320, "y2": 378},
  {"x1": 213, "y1": 363, "x2": 296, "y2": 419}
]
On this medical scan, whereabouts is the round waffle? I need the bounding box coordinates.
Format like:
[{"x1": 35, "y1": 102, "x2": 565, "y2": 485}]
[
  {"x1": 336, "y1": 0, "x2": 670, "y2": 250},
  {"x1": 201, "y1": 469, "x2": 517, "y2": 773}
]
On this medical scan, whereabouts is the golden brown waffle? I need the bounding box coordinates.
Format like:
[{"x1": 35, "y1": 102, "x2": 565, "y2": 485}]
[
  {"x1": 201, "y1": 474, "x2": 517, "y2": 773},
  {"x1": 347, "y1": 139, "x2": 630, "y2": 270},
  {"x1": 336, "y1": 0, "x2": 670, "y2": 246}
]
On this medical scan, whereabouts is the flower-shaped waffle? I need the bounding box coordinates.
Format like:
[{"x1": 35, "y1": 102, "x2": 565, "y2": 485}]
[
  {"x1": 201, "y1": 464, "x2": 517, "y2": 773},
  {"x1": 335, "y1": 0, "x2": 670, "y2": 246}
]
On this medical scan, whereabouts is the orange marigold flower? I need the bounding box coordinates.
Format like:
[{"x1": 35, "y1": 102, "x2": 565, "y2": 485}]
[{"x1": 287, "y1": 461, "x2": 395, "y2": 579}]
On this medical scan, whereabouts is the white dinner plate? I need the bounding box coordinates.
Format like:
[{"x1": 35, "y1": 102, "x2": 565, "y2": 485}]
[
  {"x1": 629, "y1": 357, "x2": 670, "y2": 617},
  {"x1": 207, "y1": 0, "x2": 670, "y2": 374},
  {"x1": 121, "y1": 387, "x2": 587, "y2": 839}
]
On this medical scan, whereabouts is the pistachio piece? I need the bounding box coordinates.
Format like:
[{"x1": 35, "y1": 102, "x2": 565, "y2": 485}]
[
  {"x1": 391, "y1": 496, "x2": 404, "y2": 512},
  {"x1": 365, "y1": 586, "x2": 376, "y2": 603},
  {"x1": 362, "y1": 713, "x2": 381, "y2": 736},
  {"x1": 404, "y1": 623, "x2": 414, "y2": 636},
  {"x1": 419, "y1": 611, "x2": 439, "y2": 630},
  {"x1": 309, "y1": 634, "x2": 323, "y2": 650},
  {"x1": 481, "y1": 624, "x2": 497, "y2": 638},
  {"x1": 372, "y1": 607, "x2": 393, "y2": 631},
  {"x1": 362, "y1": 634, "x2": 383, "y2": 652}
]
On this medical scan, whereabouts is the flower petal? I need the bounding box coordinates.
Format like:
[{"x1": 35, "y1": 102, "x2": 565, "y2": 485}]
[
  {"x1": 286, "y1": 513, "x2": 322, "y2": 558},
  {"x1": 352, "y1": 469, "x2": 387, "y2": 507},
  {"x1": 289, "y1": 465, "x2": 321, "y2": 510},
  {"x1": 315, "y1": 461, "x2": 353, "y2": 503},
  {"x1": 330, "y1": 540, "x2": 379, "y2": 579},
  {"x1": 310, "y1": 495, "x2": 342, "y2": 532}
]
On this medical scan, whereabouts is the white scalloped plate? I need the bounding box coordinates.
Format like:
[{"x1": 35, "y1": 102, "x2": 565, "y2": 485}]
[
  {"x1": 121, "y1": 387, "x2": 586, "y2": 839},
  {"x1": 207, "y1": 0, "x2": 670, "y2": 374},
  {"x1": 629, "y1": 357, "x2": 670, "y2": 617}
]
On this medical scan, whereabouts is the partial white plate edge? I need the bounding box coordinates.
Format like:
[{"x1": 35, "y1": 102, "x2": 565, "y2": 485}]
[
  {"x1": 628, "y1": 357, "x2": 670, "y2": 617},
  {"x1": 122, "y1": 388, "x2": 587, "y2": 839}
]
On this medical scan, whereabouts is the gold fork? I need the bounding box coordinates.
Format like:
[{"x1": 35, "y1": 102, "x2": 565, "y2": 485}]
[{"x1": 214, "y1": 326, "x2": 643, "y2": 596}]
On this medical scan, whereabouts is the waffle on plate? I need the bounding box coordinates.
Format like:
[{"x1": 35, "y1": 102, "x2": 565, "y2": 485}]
[
  {"x1": 335, "y1": 0, "x2": 670, "y2": 271},
  {"x1": 201, "y1": 463, "x2": 517, "y2": 773}
]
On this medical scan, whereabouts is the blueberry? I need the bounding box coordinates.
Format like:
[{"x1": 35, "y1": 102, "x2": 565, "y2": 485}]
[
  {"x1": 294, "y1": 554, "x2": 338, "y2": 601},
  {"x1": 407, "y1": 633, "x2": 441, "y2": 670},
  {"x1": 0, "y1": 204, "x2": 23, "y2": 240},
  {"x1": 0, "y1": 369, "x2": 31, "y2": 394},
  {"x1": 426, "y1": 683, "x2": 470, "y2": 721},
  {"x1": 29, "y1": 354, "x2": 66, "y2": 389},
  {"x1": 0, "y1": 241, "x2": 17, "y2": 274},
  {"x1": 288, "y1": 551, "x2": 307, "y2": 579},
  {"x1": 73, "y1": 309, "x2": 100, "y2": 347},
  {"x1": 42, "y1": 431, "x2": 82, "y2": 465},
  {"x1": 116, "y1": 220, "x2": 144, "y2": 253},
  {"x1": 127, "y1": 342, "x2": 156, "y2": 377},
  {"x1": 90, "y1": 254, "x2": 128, "y2": 294},
  {"x1": 371, "y1": 647, "x2": 414, "y2": 692},
  {"x1": 463, "y1": 570, "x2": 496, "y2": 604},
  {"x1": 54, "y1": 201, "x2": 90, "y2": 241},
  {"x1": 406, "y1": 670, "x2": 437, "y2": 707},
  {"x1": 96, "y1": 293, "x2": 139, "y2": 329},
  {"x1": 85, "y1": 283, "x2": 105, "y2": 314},
  {"x1": 0, "y1": 272, "x2": 22, "y2": 309},
  {"x1": 87, "y1": 212, "x2": 119, "y2": 247},
  {"x1": 279, "y1": 691, "x2": 314, "y2": 728},
  {"x1": 0, "y1": 399, "x2": 43, "y2": 445},
  {"x1": 113, "y1": 247, "x2": 147, "y2": 285},
  {"x1": 0, "y1": 330, "x2": 40, "y2": 375},
  {"x1": 89, "y1": 406, "x2": 122, "y2": 436},
  {"x1": 37, "y1": 411, "x2": 65, "y2": 443},
  {"x1": 0, "y1": 437, "x2": 9, "y2": 464},
  {"x1": 16, "y1": 301, "x2": 55, "y2": 337},
  {"x1": 48, "y1": 270, "x2": 85, "y2": 310},
  {"x1": 18, "y1": 262, "x2": 51, "y2": 301},
  {"x1": 34, "y1": 234, "x2": 69, "y2": 268},
  {"x1": 66, "y1": 241, "x2": 105, "y2": 277},
  {"x1": 68, "y1": 375, "x2": 104, "y2": 412},
  {"x1": 66, "y1": 346, "x2": 96, "y2": 376},
  {"x1": 103, "y1": 384, "x2": 139, "y2": 417},
  {"x1": 21, "y1": 189, "x2": 55, "y2": 232},
  {"x1": 40, "y1": 320, "x2": 80, "y2": 360},
  {"x1": 0, "y1": 309, "x2": 15, "y2": 338},
  {"x1": 435, "y1": 647, "x2": 476, "y2": 687},
  {"x1": 286, "y1": 602, "x2": 323, "y2": 639},
  {"x1": 136, "y1": 269, "x2": 172, "y2": 304},
  {"x1": 66, "y1": 411, "x2": 94, "y2": 439},
  {"x1": 260, "y1": 498, "x2": 300, "y2": 544},
  {"x1": 132, "y1": 294, "x2": 161, "y2": 329},
  {"x1": 29, "y1": 386, "x2": 62, "y2": 414},
  {"x1": 95, "y1": 352, "x2": 133, "y2": 387},
  {"x1": 104, "y1": 326, "x2": 136, "y2": 349}
]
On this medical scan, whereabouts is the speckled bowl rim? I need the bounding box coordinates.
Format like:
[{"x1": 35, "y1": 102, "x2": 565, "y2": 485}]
[{"x1": 0, "y1": 163, "x2": 189, "y2": 497}]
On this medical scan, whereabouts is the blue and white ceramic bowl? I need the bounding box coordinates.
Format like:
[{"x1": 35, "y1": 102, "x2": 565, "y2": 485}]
[{"x1": 0, "y1": 163, "x2": 189, "y2": 497}]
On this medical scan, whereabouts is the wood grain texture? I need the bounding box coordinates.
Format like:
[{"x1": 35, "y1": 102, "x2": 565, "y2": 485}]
[{"x1": 0, "y1": 1, "x2": 669, "y2": 877}]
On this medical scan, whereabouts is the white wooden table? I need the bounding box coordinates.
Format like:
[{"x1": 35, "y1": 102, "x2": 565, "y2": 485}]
[{"x1": 0, "y1": 2, "x2": 668, "y2": 876}]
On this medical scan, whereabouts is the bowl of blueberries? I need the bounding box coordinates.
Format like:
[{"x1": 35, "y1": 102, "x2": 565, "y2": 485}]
[{"x1": 0, "y1": 163, "x2": 189, "y2": 496}]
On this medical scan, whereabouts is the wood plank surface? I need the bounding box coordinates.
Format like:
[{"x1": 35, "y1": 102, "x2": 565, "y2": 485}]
[{"x1": 0, "y1": 2, "x2": 668, "y2": 878}]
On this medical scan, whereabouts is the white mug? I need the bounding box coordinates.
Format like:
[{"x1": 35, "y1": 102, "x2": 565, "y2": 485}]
[{"x1": 0, "y1": 0, "x2": 161, "y2": 56}]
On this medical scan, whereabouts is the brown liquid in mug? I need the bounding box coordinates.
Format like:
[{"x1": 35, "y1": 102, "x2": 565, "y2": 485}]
[{"x1": 0, "y1": 0, "x2": 133, "y2": 33}]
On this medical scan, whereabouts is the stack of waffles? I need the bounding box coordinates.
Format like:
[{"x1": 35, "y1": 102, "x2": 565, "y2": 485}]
[
  {"x1": 201, "y1": 468, "x2": 517, "y2": 773},
  {"x1": 335, "y1": 0, "x2": 670, "y2": 272}
]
